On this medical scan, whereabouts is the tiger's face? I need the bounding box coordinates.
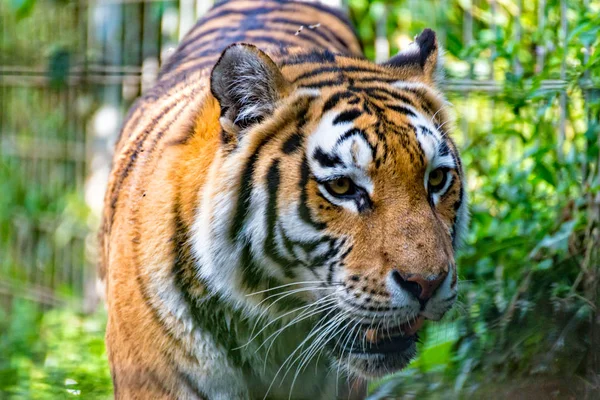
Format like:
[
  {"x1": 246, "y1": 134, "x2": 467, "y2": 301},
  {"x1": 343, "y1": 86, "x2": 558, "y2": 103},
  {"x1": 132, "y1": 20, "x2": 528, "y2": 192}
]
[
  {"x1": 299, "y1": 84, "x2": 462, "y2": 376},
  {"x1": 195, "y1": 29, "x2": 468, "y2": 378}
]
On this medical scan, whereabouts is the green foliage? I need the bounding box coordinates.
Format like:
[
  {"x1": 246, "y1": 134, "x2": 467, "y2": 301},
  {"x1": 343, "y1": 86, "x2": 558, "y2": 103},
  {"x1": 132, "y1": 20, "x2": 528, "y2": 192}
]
[
  {"x1": 0, "y1": 301, "x2": 112, "y2": 399},
  {"x1": 357, "y1": 0, "x2": 600, "y2": 397}
]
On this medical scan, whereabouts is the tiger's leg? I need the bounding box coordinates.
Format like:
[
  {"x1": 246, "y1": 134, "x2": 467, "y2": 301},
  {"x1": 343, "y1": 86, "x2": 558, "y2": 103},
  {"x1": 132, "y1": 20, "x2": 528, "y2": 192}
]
[
  {"x1": 106, "y1": 314, "x2": 188, "y2": 399},
  {"x1": 106, "y1": 286, "x2": 253, "y2": 399},
  {"x1": 107, "y1": 308, "x2": 253, "y2": 399}
]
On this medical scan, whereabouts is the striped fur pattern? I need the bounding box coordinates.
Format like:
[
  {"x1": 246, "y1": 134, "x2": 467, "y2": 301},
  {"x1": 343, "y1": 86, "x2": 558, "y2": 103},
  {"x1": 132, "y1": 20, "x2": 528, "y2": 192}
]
[{"x1": 100, "y1": 1, "x2": 468, "y2": 398}]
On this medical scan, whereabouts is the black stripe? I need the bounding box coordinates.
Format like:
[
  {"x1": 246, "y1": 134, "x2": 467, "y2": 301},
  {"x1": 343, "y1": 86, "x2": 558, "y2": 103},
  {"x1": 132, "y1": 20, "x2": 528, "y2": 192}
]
[
  {"x1": 240, "y1": 243, "x2": 269, "y2": 291},
  {"x1": 333, "y1": 109, "x2": 362, "y2": 125},
  {"x1": 322, "y1": 91, "x2": 356, "y2": 113},
  {"x1": 176, "y1": 370, "x2": 209, "y2": 400},
  {"x1": 418, "y1": 126, "x2": 432, "y2": 137},
  {"x1": 133, "y1": 275, "x2": 198, "y2": 364},
  {"x1": 180, "y1": 21, "x2": 328, "y2": 55},
  {"x1": 352, "y1": 75, "x2": 399, "y2": 84},
  {"x1": 281, "y1": 50, "x2": 336, "y2": 66},
  {"x1": 293, "y1": 65, "x2": 387, "y2": 84},
  {"x1": 388, "y1": 104, "x2": 417, "y2": 118},
  {"x1": 296, "y1": 236, "x2": 330, "y2": 256},
  {"x1": 441, "y1": 293, "x2": 458, "y2": 303},
  {"x1": 277, "y1": 222, "x2": 301, "y2": 263},
  {"x1": 293, "y1": 66, "x2": 341, "y2": 83},
  {"x1": 364, "y1": 87, "x2": 417, "y2": 107},
  {"x1": 176, "y1": 27, "x2": 228, "y2": 56},
  {"x1": 334, "y1": 128, "x2": 375, "y2": 162},
  {"x1": 306, "y1": 238, "x2": 340, "y2": 270},
  {"x1": 282, "y1": 110, "x2": 308, "y2": 154},
  {"x1": 327, "y1": 261, "x2": 336, "y2": 285},
  {"x1": 454, "y1": 185, "x2": 463, "y2": 212},
  {"x1": 199, "y1": 5, "x2": 276, "y2": 25},
  {"x1": 298, "y1": 156, "x2": 326, "y2": 230},
  {"x1": 313, "y1": 147, "x2": 342, "y2": 168},
  {"x1": 264, "y1": 160, "x2": 296, "y2": 278},
  {"x1": 115, "y1": 97, "x2": 145, "y2": 145},
  {"x1": 335, "y1": 128, "x2": 361, "y2": 147},
  {"x1": 146, "y1": 87, "x2": 200, "y2": 158},
  {"x1": 300, "y1": 77, "x2": 346, "y2": 89},
  {"x1": 364, "y1": 91, "x2": 393, "y2": 102},
  {"x1": 229, "y1": 133, "x2": 273, "y2": 241},
  {"x1": 282, "y1": 132, "x2": 303, "y2": 154},
  {"x1": 340, "y1": 243, "x2": 353, "y2": 261},
  {"x1": 438, "y1": 140, "x2": 450, "y2": 156}
]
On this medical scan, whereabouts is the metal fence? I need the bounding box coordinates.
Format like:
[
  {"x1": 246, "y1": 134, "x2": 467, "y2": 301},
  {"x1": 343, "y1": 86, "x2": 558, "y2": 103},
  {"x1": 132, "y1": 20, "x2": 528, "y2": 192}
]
[{"x1": 0, "y1": 0, "x2": 597, "y2": 309}]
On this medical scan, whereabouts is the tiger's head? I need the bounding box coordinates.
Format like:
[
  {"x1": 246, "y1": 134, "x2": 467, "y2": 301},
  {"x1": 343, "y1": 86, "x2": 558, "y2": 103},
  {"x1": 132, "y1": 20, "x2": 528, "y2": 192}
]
[{"x1": 193, "y1": 29, "x2": 468, "y2": 378}]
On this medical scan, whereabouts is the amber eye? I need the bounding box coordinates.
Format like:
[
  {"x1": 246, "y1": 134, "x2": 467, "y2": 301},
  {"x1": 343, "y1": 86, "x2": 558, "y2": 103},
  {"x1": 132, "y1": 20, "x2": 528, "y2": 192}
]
[
  {"x1": 325, "y1": 177, "x2": 355, "y2": 196},
  {"x1": 428, "y1": 168, "x2": 448, "y2": 192}
]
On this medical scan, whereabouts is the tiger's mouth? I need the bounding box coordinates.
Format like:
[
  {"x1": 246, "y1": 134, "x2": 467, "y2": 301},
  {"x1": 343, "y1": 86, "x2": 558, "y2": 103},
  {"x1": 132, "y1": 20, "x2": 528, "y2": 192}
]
[
  {"x1": 347, "y1": 317, "x2": 424, "y2": 354},
  {"x1": 330, "y1": 316, "x2": 425, "y2": 378},
  {"x1": 348, "y1": 316, "x2": 424, "y2": 355}
]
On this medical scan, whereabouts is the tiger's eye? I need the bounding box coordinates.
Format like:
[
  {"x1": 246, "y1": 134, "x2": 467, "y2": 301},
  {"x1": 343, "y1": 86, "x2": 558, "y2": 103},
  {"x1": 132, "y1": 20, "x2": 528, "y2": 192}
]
[
  {"x1": 429, "y1": 168, "x2": 446, "y2": 189},
  {"x1": 329, "y1": 177, "x2": 352, "y2": 195}
]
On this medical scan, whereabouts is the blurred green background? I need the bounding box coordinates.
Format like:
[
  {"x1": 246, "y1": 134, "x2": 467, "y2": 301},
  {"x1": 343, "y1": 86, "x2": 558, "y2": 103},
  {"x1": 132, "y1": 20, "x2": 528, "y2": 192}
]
[{"x1": 0, "y1": 0, "x2": 599, "y2": 398}]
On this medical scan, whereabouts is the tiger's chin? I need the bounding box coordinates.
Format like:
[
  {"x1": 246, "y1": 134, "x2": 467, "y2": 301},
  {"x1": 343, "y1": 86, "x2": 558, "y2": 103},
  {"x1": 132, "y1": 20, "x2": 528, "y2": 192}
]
[{"x1": 336, "y1": 335, "x2": 418, "y2": 378}]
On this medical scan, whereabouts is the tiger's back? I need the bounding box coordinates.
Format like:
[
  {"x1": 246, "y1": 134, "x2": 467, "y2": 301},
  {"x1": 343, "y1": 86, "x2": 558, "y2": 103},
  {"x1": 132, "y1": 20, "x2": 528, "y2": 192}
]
[
  {"x1": 101, "y1": 1, "x2": 467, "y2": 399},
  {"x1": 100, "y1": 0, "x2": 362, "y2": 278}
]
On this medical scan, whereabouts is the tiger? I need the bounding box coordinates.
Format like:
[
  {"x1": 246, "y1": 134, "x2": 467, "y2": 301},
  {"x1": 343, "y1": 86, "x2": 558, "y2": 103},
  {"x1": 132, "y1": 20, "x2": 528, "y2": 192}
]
[{"x1": 99, "y1": 0, "x2": 468, "y2": 399}]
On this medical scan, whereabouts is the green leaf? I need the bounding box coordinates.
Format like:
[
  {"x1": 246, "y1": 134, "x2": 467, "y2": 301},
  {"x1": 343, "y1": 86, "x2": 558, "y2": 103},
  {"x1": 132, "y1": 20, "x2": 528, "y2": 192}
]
[
  {"x1": 533, "y1": 162, "x2": 556, "y2": 187},
  {"x1": 9, "y1": 0, "x2": 36, "y2": 19},
  {"x1": 530, "y1": 220, "x2": 578, "y2": 256}
]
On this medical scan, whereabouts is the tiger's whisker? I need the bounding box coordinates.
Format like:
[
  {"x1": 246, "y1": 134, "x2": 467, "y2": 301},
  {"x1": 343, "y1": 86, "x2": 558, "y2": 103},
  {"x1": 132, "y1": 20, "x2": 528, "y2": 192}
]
[
  {"x1": 287, "y1": 313, "x2": 351, "y2": 399},
  {"x1": 262, "y1": 303, "x2": 340, "y2": 374},
  {"x1": 245, "y1": 286, "x2": 340, "y2": 342},
  {"x1": 263, "y1": 309, "x2": 344, "y2": 400},
  {"x1": 241, "y1": 294, "x2": 338, "y2": 351},
  {"x1": 258, "y1": 296, "x2": 338, "y2": 356},
  {"x1": 245, "y1": 280, "x2": 334, "y2": 297},
  {"x1": 283, "y1": 311, "x2": 349, "y2": 397}
]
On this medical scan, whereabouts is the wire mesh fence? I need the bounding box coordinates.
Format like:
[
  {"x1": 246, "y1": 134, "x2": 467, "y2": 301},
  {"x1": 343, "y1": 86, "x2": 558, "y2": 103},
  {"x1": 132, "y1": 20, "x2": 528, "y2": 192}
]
[{"x1": 0, "y1": 0, "x2": 597, "y2": 309}]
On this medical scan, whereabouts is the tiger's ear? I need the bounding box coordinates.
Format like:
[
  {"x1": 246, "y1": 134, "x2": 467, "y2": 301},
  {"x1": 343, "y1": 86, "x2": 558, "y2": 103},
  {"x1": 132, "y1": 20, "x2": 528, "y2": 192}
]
[
  {"x1": 210, "y1": 44, "x2": 291, "y2": 138},
  {"x1": 382, "y1": 28, "x2": 441, "y2": 85}
]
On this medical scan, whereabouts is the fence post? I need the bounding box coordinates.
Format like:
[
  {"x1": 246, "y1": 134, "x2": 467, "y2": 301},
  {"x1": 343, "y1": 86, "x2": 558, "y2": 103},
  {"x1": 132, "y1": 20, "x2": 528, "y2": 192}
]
[
  {"x1": 196, "y1": 0, "x2": 213, "y2": 20},
  {"x1": 374, "y1": 3, "x2": 389, "y2": 63},
  {"x1": 461, "y1": 0, "x2": 473, "y2": 146},
  {"x1": 536, "y1": 0, "x2": 545, "y2": 74},
  {"x1": 179, "y1": 0, "x2": 196, "y2": 40}
]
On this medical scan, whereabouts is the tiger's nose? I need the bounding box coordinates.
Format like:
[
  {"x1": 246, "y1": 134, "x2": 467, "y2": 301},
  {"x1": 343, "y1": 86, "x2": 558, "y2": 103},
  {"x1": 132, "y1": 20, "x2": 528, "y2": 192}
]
[{"x1": 390, "y1": 270, "x2": 447, "y2": 303}]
